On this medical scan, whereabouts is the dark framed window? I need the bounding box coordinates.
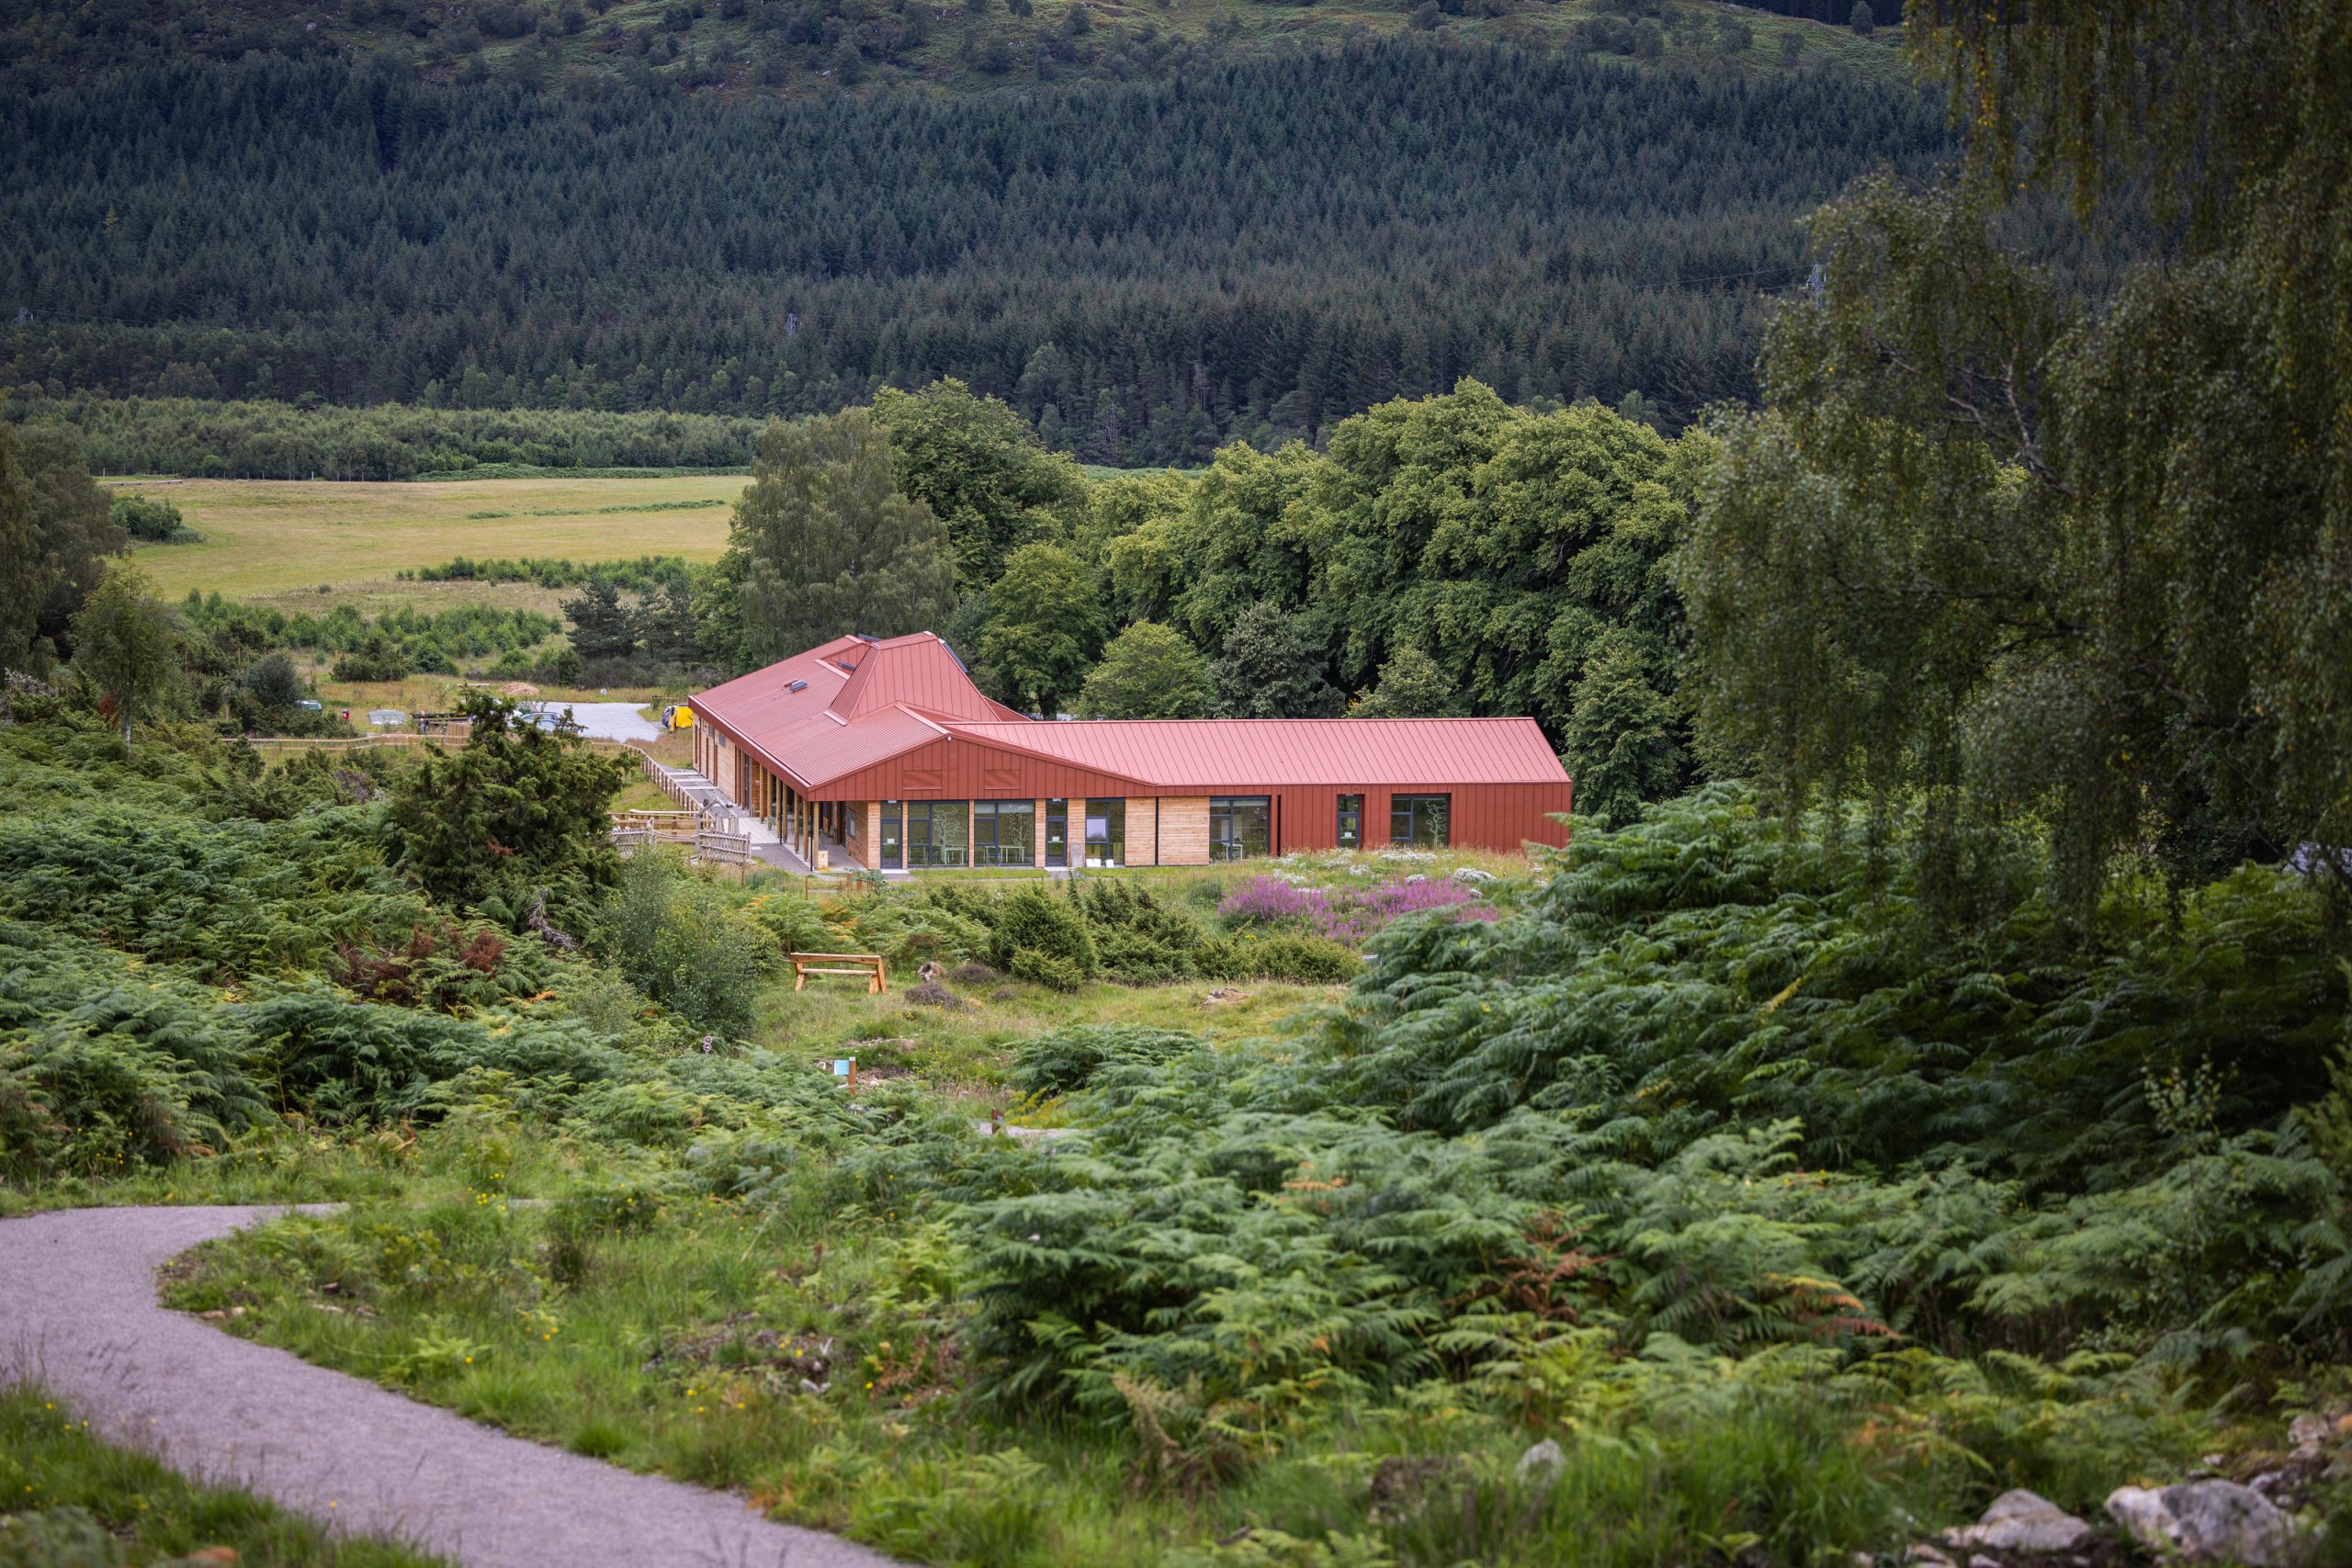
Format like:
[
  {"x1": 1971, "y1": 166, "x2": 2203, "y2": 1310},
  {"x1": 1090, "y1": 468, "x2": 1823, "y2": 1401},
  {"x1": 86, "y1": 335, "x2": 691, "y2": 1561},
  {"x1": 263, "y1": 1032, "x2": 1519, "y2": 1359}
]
[
  {"x1": 1209, "y1": 795, "x2": 1272, "y2": 862},
  {"x1": 1389, "y1": 794, "x2": 1451, "y2": 849},
  {"x1": 880, "y1": 800, "x2": 903, "y2": 870},
  {"x1": 1336, "y1": 794, "x2": 1364, "y2": 851},
  {"x1": 905, "y1": 800, "x2": 969, "y2": 867},
  {"x1": 1045, "y1": 799, "x2": 1069, "y2": 867},
  {"x1": 1083, "y1": 799, "x2": 1125, "y2": 867},
  {"x1": 973, "y1": 799, "x2": 1036, "y2": 866}
]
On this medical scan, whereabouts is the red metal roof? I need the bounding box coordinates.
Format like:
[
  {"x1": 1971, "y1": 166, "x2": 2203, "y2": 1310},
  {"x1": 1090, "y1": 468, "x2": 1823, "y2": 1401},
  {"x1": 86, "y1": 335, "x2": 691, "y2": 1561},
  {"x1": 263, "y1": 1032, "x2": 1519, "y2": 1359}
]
[
  {"x1": 830, "y1": 632, "x2": 1024, "y2": 723},
  {"x1": 944, "y1": 717, "x2": 1567, "y2": 788},
  {"x1": 694, "y1": 635, "x2": 1566, "y2": 795}
]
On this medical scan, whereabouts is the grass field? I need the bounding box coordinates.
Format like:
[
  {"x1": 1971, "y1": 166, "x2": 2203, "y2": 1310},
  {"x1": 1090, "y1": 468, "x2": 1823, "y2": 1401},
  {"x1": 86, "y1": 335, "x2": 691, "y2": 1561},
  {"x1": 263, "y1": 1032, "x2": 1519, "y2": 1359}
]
[{"x1": 117, "y1": 475, "x2": 743, "y2": 608}]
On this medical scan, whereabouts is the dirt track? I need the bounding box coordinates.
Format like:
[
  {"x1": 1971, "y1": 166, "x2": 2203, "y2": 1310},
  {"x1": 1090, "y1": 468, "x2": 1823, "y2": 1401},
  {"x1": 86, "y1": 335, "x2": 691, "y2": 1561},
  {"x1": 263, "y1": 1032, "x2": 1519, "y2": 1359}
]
[{"x1": 0, "y1": 1204, "x2": 899, "y2": 1568}]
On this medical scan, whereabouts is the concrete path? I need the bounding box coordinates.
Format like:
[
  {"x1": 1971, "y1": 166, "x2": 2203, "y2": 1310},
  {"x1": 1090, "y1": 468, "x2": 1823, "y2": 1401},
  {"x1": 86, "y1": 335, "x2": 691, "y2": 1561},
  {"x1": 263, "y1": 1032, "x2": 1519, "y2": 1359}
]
[
  {"x1": 527, "y1": 701, "x2": 664, "y2": 743},
  {"x1": 0, "y1": 1205, "x2": 899, "y2": 1568}
]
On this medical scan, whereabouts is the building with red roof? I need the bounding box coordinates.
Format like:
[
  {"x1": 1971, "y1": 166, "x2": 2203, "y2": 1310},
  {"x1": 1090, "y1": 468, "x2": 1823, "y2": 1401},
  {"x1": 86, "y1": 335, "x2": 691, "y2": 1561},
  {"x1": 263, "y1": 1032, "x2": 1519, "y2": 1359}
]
[{"x1": 688, "y1": 631, "x2": 1572, "y2": 869}]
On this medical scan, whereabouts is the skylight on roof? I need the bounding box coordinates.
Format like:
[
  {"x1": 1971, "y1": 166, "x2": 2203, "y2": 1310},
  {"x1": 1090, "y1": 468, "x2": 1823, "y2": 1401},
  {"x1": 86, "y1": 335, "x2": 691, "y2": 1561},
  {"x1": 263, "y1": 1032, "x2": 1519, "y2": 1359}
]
[{"x1": 787, "y1": 680, "x2": 808, "y2": 692}]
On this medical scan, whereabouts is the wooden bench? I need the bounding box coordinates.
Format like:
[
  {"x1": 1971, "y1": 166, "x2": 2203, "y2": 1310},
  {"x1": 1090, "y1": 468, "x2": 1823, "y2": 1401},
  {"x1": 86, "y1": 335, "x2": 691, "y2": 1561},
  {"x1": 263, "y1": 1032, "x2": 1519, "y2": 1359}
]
[{"x1": 790, "y1": 952, "x2": 888, "y2": 994}]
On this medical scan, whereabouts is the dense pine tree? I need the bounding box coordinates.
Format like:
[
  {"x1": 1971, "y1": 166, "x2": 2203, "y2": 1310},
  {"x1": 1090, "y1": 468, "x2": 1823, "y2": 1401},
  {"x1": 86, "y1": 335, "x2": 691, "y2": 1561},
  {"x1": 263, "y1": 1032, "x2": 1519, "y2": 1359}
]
[{"x1": 0, "y1": 46, "x2": 1948, "y2": 457}]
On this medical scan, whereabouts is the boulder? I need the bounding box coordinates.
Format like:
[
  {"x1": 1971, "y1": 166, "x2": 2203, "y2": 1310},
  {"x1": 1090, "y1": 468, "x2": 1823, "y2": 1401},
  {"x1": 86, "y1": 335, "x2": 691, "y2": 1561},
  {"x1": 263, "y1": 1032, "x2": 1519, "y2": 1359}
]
[
  {"x1": 1514, "y1": 1438, "x2": 1566, "y2": 1484},
  {"x1": 2106, "y1": 1479, "x2": 2295, "y2": 1565},
  {"x1": 1942, "y1": 1489, "x2": 2093, "y2": 1555}
]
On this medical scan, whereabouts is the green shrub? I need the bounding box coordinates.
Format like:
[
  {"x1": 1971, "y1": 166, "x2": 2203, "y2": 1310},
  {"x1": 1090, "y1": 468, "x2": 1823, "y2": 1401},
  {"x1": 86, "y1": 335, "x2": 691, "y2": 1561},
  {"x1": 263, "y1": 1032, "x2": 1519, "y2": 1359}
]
[
  {"x1": 1075, "y1": 880, "x2": 1207, "y2": 982},
  {"x1": 1195, "y1": 931, "x2": 1358, "y2": 984},
  {"x1": 837, "y1": 891, "x2": 992, "y2": 965},
  {"x1": 989, "y1": 887, "x2": 1097, "y2": 983},
  {"x1": 593, "y1": 852, "x2": 774, "y2": 1042},
  {"x1": 744, "y1": 890, "x2": 840, "y2": 953},
  {"x1": 1011, "y1": 1025, "x2": 1200, "y2": 1096},
  {"x1": 1008, "y1": 946, "x2": 1086, "y2": 993}
]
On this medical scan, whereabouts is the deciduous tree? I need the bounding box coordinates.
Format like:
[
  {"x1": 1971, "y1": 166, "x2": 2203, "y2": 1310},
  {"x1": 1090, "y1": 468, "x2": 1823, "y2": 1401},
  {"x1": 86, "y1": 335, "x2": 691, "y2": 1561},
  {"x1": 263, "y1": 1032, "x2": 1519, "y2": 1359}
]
[
  {"x1": 1209, "y1": 601, "x2": 1344, "y2": 719},
  {"x1": 721, "y1": 409, "x2": 957, "y2": 668},
  {"x1": 871, "y1": 378, "x2": 1088, "y2": 590},
  {"x1": 1078, "y1": 621, "x2": 1209, "y2": 718},
  {"x1": 1351, "y1": 643, "x2": 1458, "y2": 718},
  {"x1": 68, "y1": 562, "x2": 179, "y2": 754},
  {"x1": 980, "y1": 543, "x2": 1103, "y2": 714},
  {"x1": 1685, "y1": 0, "x2": 2352, "y2": 907}
]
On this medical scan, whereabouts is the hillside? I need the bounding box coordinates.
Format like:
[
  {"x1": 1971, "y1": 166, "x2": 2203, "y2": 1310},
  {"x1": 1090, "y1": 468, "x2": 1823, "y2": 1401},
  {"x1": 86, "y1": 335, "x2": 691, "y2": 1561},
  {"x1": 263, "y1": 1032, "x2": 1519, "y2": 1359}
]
[
  {"x1": 1, "y1": 0, "x2": 1911, "y2": 104},
  {"x1": 2, "y1": 39, "x2": 1943, "y2": 461}
]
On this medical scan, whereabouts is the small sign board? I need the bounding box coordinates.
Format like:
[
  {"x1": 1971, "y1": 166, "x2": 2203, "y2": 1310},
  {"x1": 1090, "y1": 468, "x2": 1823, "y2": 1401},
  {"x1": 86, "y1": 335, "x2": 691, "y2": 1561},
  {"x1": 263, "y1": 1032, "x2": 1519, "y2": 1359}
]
[{"x1": 830, "y1": 1056, "x2": 858, "y2": 1089}]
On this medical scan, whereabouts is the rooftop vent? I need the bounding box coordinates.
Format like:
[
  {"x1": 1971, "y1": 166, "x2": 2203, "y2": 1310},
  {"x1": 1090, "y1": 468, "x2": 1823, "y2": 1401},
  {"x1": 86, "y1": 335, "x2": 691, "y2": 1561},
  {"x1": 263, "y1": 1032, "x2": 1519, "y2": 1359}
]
[{"x1": 786, "y1": 680, "x2": 808, "y2": 692}]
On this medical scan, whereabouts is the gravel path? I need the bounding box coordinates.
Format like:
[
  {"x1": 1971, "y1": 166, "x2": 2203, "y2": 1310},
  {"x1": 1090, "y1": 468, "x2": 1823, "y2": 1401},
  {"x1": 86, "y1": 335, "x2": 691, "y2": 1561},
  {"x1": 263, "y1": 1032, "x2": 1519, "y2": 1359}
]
[
  {"x1": 0, "y1": 1205, "x2": 899, "y2": 1568},
  {"x1": 526, "y1": 701, "x2": 664, "y2": 742}
]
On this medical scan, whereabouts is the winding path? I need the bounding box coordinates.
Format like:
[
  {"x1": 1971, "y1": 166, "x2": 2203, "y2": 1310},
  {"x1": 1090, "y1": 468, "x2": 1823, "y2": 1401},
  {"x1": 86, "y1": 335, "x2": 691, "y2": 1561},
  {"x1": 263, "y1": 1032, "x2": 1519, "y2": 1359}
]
[{"x1": 0, "y1": 1205, "x2": 899, "y2": 1568}]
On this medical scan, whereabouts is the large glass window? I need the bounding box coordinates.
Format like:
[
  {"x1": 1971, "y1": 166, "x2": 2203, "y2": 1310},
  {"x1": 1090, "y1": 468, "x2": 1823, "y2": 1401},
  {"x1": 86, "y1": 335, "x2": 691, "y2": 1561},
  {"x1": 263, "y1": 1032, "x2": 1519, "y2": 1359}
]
[
  {"x1": 1389, "y1": 794, "x2": 1451, "y2": 849},
  {"x1": 1046, "y1": 799, "x2": 1069, "y2": 867},
  {"x1": 973, "y1": 799, "x2": 1036, "y2": 866},
  {"x1": 1336, "y1": 794, "x2": 1363, "y2": 851},
  {"x1": 905, "y1": 800, "x2": 969, "y2": 867},
  {"x1": 880, "y1": 801, "x2": 903, "y2": 870},
  {"x1": 1083, "y1": 799, "x2": 1125, "y2": 867},
  {"x1": 1209, "y1": 795, "x2": 1272, "y2": 862}
]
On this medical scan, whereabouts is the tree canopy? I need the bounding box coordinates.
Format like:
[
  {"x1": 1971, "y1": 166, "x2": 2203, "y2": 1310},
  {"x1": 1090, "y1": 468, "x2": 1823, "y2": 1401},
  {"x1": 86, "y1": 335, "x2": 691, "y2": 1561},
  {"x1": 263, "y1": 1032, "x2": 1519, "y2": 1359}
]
[
  {"x1": 1078, "y1": 622, "x2": 1210, "y2": 720},
  {"x1": 717, "y1": 408, "x2": 956, "y2": 669},
  {"x1": 68, "y1": 562, "x2": 179, "y2": 753},
  {"x1": 1, "y1": 47, "x2": 1947, "y2": 459},
  {"x1": 1683, "y1": 0, "x2": 2352, "y2": 908},
  {"x1": 871, "y1": 379, "x2": 1089, "y2": 589},
  {"x1": 978, "y1": 544, "x2": 1104, "y2": 716}
]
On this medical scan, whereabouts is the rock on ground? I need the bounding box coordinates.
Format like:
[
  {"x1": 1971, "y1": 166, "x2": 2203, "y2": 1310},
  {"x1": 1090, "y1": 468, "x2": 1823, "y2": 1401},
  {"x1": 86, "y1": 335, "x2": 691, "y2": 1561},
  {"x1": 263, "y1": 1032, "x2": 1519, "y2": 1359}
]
[
  {"x1": 1942, "y1": 1488, "x2": 2094, "y2": 1555},
  {"x1": 2107, "y1": 1479, "x2": 2296, "y2": 1565}
]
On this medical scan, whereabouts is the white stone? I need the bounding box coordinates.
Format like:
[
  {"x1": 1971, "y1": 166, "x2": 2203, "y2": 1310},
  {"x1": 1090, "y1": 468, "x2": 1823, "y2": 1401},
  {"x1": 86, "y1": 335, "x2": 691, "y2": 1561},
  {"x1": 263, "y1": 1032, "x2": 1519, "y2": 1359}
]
[
  {"x1": 1514, "y1": 1438, "x2": 1565, "y2": 1483},
  {"x1": 2107, "y1": 1479, "x2": 2295, "y2": 1565},
  {"x1": 1942, "y1": 1489, "x2": 2092, "y2": 1555}
]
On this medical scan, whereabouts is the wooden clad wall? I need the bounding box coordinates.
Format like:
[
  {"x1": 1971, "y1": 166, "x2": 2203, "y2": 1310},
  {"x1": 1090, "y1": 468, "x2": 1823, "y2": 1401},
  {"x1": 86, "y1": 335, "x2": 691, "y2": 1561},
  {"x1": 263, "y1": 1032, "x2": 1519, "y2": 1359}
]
[{"x1": 1159, "y1": 797, "x2": 1210, "y2": 864}]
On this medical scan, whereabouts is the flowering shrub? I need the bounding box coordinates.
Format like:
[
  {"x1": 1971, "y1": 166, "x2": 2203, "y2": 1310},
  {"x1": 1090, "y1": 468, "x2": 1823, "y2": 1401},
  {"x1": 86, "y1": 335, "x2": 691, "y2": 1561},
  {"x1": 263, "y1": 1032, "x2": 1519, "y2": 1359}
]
[{"x1": 1216, "y1": 874, "x2": 1495, "y2": 945}]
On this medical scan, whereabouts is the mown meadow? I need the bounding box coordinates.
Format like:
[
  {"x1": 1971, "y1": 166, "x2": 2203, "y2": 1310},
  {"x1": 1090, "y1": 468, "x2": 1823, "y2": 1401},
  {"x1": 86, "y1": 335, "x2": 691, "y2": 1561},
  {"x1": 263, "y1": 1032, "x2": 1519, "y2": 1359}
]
[
  {"x1": 116, "y1": 475, "x2": 741, "y2": 609},
  {"x1": 5, "y1": 696, "x2": 2350, "y2": 1566}
]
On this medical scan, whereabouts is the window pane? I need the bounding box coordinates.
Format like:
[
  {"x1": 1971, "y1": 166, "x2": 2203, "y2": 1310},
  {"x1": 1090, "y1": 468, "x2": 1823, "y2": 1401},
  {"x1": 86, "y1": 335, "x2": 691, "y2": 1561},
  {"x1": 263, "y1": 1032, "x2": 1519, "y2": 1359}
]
[
  {"x1": 1337, "y1": 794, "x2": 1363, "y2": 851},
  {"x1": 1389, "y1": 794, "x2": 1450, "y2": 849},
  {"x1": 882, "y1": 800, "x2": 902, "y2": 870},
  {"x1": 1209, "y1": 796, "x2": 1271, "y2": 861},
  {"x1": 1084, "y1": 799, "x2": 1125, "y2": 867},
  {"x1": 1046, "y1": 799, "x2": 1068, "y2": 867},
  {"x1": 977, "y1": 799, "x2": 1035, "y2": 866},
  {"x1": 906, "y1": 801, "x2": 971, "y2": 866}
]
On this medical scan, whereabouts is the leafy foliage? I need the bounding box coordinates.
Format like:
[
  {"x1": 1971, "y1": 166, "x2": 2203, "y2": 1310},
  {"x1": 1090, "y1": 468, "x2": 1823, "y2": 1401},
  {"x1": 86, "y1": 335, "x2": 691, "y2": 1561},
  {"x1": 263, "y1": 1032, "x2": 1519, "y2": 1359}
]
[
  {"x1": 383, "y1": 694, "x2": 624, "y2": 911},
  {"x1": 714, "y1": 407, "x2": 956, "y2": 670},
  {"x1": 1077, "y1": 622, "x2": 1211, "y2": 720},
  {"x1": 594, "y1": 851, "x2": 775, "y2": 1042},
  {"x1": 1688, "y1": 0, "x2": 2352, "y2": 907}
]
